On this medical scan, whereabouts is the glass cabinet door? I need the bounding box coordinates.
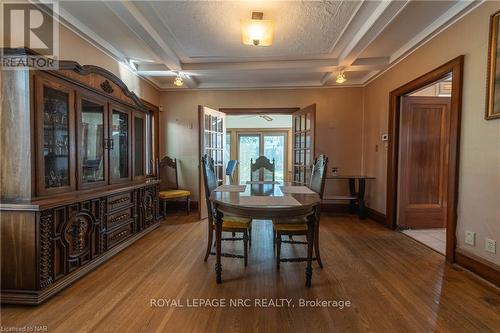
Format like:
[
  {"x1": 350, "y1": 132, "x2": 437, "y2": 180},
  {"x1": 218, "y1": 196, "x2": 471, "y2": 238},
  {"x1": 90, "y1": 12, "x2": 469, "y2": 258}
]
[
  {"x1": 133, "y1": 112, "x2": 145, "y2": 179},
  {"x1": 110, "y1": 107, "x2": 130, "y2": 182},
  {"x1": 78, "y1": 94, "x2": 107, "y2": 188},
  {"x1": 36, "y1": 75, "x2": 75, "y2": 195}
]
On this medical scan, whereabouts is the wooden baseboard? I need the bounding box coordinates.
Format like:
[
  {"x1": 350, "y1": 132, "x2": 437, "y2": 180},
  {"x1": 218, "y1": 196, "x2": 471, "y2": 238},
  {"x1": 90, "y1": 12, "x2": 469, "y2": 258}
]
[
  {"x1": 455, "y1": 249, "x2": 500, "y2": 287},
  {"x1": 366, "y1": 207, "x2": 387, "y2": 226}
]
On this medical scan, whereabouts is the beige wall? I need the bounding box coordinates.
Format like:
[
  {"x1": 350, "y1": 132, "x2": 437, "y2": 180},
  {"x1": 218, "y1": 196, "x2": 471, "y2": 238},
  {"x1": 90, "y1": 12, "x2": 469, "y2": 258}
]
[
  {"x1": 59, "y1": 25, "x2": 160, "y2": 105},
  {"x1": 160, "y1": 88, "x2": 364, "y2": 201},
  {"x1": 362, "y1": 1, "x2": 500, "y2": 265}
]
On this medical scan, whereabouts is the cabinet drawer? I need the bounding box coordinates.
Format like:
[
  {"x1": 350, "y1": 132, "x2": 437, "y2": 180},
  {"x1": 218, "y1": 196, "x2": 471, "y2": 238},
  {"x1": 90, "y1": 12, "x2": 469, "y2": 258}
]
[
  {"x1": 107, "y1": 192, "x2": 132, "y2": 211},
  {"x1": 106, "y1": 222, "x2": 134, "y2": 249},
  {"x1": 106, "y1": 208, "x2": 133, "y2": 229}
]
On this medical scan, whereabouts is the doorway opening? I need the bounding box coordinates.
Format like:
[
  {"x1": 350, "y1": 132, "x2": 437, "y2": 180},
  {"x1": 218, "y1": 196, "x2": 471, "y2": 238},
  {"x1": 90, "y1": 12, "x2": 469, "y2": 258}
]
[
  {"x1": 198, "y1": 105, "x2": 316, "y2": 220},
  {"x1": 226, "y1": 115, "x2": 292, "y2": 184},
  {"x1": 398, "y1": 74, "x2": 452, "y2": 255},
  {"x1": 386, "y1": 56, "x2": 463, "y2": 263}
]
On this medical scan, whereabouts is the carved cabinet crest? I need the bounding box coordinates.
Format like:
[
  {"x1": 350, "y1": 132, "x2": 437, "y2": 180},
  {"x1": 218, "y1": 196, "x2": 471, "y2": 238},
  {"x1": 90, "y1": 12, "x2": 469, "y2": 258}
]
[{"x1": 63, "y1": 212, "x2": 94, "y2": 257}]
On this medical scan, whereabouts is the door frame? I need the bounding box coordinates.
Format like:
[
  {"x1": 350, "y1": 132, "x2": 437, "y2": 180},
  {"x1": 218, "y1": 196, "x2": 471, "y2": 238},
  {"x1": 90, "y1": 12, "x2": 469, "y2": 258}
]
[{"x1": 386, "y1": 56, "x2": 464, "y2": 263}]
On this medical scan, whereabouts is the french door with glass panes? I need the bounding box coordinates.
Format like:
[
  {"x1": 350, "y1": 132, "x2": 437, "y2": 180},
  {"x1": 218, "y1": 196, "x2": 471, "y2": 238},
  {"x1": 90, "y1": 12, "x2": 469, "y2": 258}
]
[
  {"x1": 236, "y1": 131, "x2": 288, "y2": 184},
  {"x1": 292, "y1": 104, "x2": 316, "y2": 185},
  {"x1": 198, "y1": 105, "x2": 226, "y2": 219}
]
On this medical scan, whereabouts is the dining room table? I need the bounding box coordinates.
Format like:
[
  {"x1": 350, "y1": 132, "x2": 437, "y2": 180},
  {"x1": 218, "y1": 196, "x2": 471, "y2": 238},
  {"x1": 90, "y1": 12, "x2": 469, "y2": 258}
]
[{"x1": 210, "y1": 182, "x2": 321, "y2": 287}]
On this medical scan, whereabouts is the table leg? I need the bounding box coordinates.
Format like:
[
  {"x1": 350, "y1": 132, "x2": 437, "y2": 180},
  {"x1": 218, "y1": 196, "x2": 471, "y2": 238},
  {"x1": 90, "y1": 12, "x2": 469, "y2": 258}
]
[
  {"x1": 305, "y1": 212, "x2": 316, "y2": 288},
  {"x1": 348, "y1": 178, "x2": 356, "y2": 213},
  {"x1": 214, "y1": 209, "x2": 223, "y2": 283},
  {"x1": 358, "y1": 179, "x2": 367, "y2": 219}
]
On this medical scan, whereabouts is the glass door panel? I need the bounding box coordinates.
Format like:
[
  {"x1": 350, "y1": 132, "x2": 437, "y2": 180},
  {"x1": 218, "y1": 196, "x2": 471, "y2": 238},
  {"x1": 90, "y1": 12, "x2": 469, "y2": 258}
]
[
  {"x1": 134, "y1": 114, "x2": 145, "y2": 178},
  {"x1": 43, "y1": 86, "x2": 71, "y2": 189},
  {"x1": 80, "y1": 99, "x2": 105, "y2": 185},
  {"x1": 110, "y1": 108, "x2": 130, "y2": 181},
  {"x1": 238, "y1": 134, "x2": 260, "y2": 184},
  {"x1": 263, "y1": 134, "x2": 285, "y2": 183}
]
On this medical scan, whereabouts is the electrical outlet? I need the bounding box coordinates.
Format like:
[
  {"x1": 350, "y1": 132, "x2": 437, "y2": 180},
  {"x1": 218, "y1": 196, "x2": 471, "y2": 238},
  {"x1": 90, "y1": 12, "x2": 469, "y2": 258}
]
[
  {"x1": 485, "y1": 238, "x2": 496, "y2": 254},
  {"x1": 465, "y1": 231, "x2": 475, "y2": 246}
]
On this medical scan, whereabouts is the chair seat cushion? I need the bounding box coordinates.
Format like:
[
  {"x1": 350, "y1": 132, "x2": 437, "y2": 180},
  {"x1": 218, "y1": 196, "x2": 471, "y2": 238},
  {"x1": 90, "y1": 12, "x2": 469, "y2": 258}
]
[
  {"x1": 159, "y1": 189, "x2": 191, "y2": 199},
  {"x1": 273, "y1": 223, "x2": 308, "y2": 232},
  {"x1": 222, "y1": 215, "x2": 252, "y2": 229}
]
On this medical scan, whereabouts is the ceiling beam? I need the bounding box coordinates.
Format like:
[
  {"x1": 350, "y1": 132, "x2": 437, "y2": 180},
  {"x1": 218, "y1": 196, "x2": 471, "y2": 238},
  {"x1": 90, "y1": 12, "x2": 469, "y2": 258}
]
[
  {"x1": 389, "y1": 0, "x2": 483, "y2": 63},
  {"x1": 321, "y1": 0, "x2": 409, "y2": 85},
  {"x1": 182, "y1": 59, "x2": 339, "y2": 73},
  {"x1": 103, "y1": 1, "x2": 197, "y2": 88}
]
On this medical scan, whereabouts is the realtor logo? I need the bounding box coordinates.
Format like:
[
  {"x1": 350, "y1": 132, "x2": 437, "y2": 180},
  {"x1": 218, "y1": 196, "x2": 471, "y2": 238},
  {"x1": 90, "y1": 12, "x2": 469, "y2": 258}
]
[{"x1": 1, "y1": 1, "x2": 59, "y2": 69}]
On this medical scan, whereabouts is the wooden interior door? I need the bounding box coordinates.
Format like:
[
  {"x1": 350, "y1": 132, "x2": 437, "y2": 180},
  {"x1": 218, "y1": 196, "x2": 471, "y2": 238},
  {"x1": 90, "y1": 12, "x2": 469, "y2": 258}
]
[
  {"x1": 292, "y1": 104, "x2": 316, "y2": 185},
  {"x1": 198, "y1": 106, "x2": 226, "y2": 219},
  {"x1": 398, "y1": 96, "x2": 451, "y2": 229}
]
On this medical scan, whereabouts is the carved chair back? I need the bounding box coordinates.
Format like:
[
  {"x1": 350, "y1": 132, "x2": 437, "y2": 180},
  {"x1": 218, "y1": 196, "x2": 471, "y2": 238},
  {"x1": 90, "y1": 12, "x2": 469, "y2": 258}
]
[
  {"x1": 309, "y1": 154, "x2": 329, "y2": 199},
  {"x1": 201, "y1": 154, "x2": 218, "y2": 224},
  {"x1": 159, "y1": 156, "x2": 179, "y2": 191},
  {"x1": 250, "y1": 156, "x2": 275, "y2": 182}
]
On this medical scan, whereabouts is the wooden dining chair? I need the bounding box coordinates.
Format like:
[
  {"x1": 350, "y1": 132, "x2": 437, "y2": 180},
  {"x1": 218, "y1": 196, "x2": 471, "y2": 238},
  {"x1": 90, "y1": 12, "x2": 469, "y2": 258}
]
[
  {"x1": 202, "y1": 154, "x2": 252, "y2": 266},
  {"x1": 250, "y1": 156, "x2": 275, "y2": 182},
  {"x1": 158, "y1": 156, "x2": 191, "y2": 216},
  {"x1": 273, "y1": 154, "x2": 328, "y2": 269}
]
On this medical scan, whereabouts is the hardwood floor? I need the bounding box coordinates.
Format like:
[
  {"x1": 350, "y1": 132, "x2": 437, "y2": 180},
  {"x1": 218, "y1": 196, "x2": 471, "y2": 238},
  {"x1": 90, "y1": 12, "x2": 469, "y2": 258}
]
[{"x1": 1, "y1": 214, "x2": 499, "y2": 332}]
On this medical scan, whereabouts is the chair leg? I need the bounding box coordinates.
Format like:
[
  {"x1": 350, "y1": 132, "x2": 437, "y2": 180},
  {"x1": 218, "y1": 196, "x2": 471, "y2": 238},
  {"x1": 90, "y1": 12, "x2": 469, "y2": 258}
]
[
  {"x1": 243, "y1": 231, "x2": 249, "y2": 267},
  {"x1": 314, "y1": 224, "x2": 323, "y2": 269},
  {"x1": 186, "y1": 197, "x2": 190, "y2": 215},
  {"x1": 204, "y1": 225, "x2": 213, "y2": 262},
  {"x1": 276, "y1": 232, "x2": 282, "y2": 270},
  {"x1": 273, "y1": 230, "x2": 276, "y2": 248},
  {"x1": 162, "y1": 200, "x2": 167, "y2": 218}
]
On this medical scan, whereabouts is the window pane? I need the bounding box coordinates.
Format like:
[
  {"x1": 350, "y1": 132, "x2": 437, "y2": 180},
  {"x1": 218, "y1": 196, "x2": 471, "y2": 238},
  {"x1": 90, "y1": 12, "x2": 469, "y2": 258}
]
[
  {"x1": 264, "y1": 135, "x2": 285, "y2": 183},
  {"x1": 238, "y1": 135, "x2": 260, "y2": 184},
  {"x1": 81, "y1": 99, "x2": 104, "y2": 183}
]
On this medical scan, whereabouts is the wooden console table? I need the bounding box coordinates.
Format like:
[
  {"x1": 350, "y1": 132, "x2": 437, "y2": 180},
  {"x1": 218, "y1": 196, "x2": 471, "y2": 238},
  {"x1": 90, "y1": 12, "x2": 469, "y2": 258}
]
[{"x1": 323, "y1": 175, "x2": 375, "y2": 219}]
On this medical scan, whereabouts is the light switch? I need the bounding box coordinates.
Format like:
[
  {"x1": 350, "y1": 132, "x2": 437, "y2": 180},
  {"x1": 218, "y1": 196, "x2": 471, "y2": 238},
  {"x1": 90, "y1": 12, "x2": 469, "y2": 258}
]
[{"x1": 465, "y1": 231, "x2": 475, "y2": 246}]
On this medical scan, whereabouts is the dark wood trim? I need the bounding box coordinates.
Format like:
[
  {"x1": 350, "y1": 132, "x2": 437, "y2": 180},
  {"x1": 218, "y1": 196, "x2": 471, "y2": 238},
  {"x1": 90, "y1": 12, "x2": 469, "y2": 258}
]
[
  {"x1": 386, "y1": 56, "x2": 464, "y2": 263},
  {"x1": 455, "y1": 250, "x2": 500, "y2": 287},
  {"x1": 0, "y1": 222, "x2": 160, "y2": 305},
  {"x1": 219, "y1": 107, "x2": 300, "y2": 115}
]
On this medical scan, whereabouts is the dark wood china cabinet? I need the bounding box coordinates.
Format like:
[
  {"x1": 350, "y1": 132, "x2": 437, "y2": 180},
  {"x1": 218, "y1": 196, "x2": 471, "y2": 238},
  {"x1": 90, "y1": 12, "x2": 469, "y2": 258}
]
[{"x1": 0, "y1": 49, "x2": 161, "y2": 305}]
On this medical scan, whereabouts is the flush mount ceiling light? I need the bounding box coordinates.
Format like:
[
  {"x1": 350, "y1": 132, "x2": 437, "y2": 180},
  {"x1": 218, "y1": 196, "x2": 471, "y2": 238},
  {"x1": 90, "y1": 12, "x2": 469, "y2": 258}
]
[
  {"x1": 173, "y1": 73, "x2": 184, "y2": 87},
  {"x1": 241, "y1": 12, "x2": 274, "y2": 46},
  {"x1": 336, "y1": 72, "x2": 347, "y2": 84}
]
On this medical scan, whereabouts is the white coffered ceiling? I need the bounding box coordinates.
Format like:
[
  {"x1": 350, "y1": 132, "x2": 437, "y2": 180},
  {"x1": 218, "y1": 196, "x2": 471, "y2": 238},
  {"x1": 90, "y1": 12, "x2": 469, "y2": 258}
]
[{"x1": 57, "y1": 0, "x2": 482, "y2": 90}]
